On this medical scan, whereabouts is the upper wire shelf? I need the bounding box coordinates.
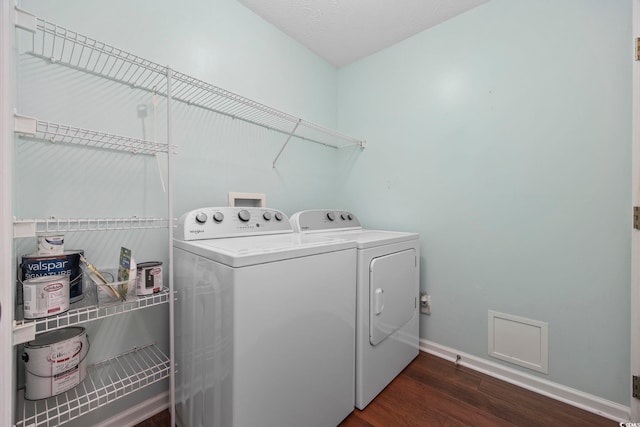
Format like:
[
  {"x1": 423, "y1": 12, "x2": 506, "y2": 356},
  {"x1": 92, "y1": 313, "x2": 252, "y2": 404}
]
[
  {"x1": 13, "y1": 217, "x2": 170, "y2": 239},
  {"x1": 15, "y1": 7, "x2": 365, "y2": 160},
  {"x1": 14, "y1": 114, "x2": 172, "y2": 155},
  {"x1": 169, "y1": 70, "x2": 365, "y2": 149},
  {"x1": 16, "y1": 9, "x2": 168, "y2": 95}
]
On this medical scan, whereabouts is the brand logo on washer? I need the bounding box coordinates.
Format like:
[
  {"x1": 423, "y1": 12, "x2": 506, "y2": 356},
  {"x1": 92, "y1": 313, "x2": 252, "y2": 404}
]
[{"x1": 189, "y1": 229, "x2": 204, "y2": 234}]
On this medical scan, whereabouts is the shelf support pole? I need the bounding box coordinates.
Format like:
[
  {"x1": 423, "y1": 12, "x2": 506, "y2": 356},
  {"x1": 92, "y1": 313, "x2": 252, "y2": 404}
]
[
  {"x1": 272, "y1": 119, "x2": 302, "y2": 168},
  {"x1": 166, "y1": 66, "x2": 176, "y2": 427}
]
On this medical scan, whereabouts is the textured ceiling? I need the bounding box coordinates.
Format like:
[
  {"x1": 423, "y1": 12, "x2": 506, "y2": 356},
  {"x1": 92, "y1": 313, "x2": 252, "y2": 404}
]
[{"x1": 237, "y1": 0, "x2": 491, "y2": 67}]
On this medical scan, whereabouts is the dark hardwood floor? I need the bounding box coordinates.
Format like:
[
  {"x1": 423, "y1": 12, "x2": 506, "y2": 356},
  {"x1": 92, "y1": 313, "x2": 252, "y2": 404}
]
[{"x1": 135, "y1": 352, "x2": 618, "y2": 427}]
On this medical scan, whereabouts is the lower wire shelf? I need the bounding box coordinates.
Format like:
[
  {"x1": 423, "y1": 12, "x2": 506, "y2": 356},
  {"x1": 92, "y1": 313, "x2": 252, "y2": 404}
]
[{"x1": 15, "y1": 344, "x2": 170, "y2": 427}]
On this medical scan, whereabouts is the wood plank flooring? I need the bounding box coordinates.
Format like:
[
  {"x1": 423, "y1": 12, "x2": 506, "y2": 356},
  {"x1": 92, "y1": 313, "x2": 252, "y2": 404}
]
[{"x1": 135, "y1": 352, "x2": 618, "y2": 427}]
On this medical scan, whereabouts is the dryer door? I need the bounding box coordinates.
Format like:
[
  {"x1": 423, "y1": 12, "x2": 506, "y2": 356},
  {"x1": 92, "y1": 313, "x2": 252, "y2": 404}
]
[{"x1": 369, "y1": 249, "x2": 417, "y2": 346}]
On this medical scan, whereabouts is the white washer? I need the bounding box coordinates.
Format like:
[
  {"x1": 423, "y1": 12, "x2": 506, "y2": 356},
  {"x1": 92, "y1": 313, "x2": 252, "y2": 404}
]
[
  {"x1": 173, "y1": 207, "x2": 356, "y2": 427},
  {"x1": 291, "y1": 209, "x2": 420, "y2": 410}
]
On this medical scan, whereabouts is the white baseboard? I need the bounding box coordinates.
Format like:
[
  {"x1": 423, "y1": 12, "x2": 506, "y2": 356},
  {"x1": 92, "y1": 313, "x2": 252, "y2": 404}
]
[
  {"x1": 420, "y1": 339, "x2": 630, "y2": 423},
  {"x1": 93, "y1": 391, "x2": 170, "y2": 427}
]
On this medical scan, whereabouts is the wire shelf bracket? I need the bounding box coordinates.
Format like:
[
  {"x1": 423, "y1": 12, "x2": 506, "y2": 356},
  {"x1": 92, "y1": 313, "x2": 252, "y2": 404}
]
[{"x1": 272, "y1": 119, "x2": 301, "y2": 168}]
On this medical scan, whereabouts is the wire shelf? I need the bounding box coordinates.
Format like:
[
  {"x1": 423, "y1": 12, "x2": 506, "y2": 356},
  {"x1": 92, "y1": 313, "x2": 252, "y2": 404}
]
[
  {"x1": 17, "y1": 8, "x2": 365, "y2": 153},
  {"x1": 15, "y1": 344, "x2": 170, "y2": 427},
  {"x1": 14, "y1": 114, "x2": 171, "y2": 155},
  {"x1": 23, "y1": 14, "x2": 167, "y2": 95},
  {"x1": 170, "y1": 71, "x2": 364, "y2": 149},
  {"x1": 14, "y1": 289, "x2": 170, "y2": 337},
  {"x1": 13, "y1": 217, "x2": 170, "y2": 238}
]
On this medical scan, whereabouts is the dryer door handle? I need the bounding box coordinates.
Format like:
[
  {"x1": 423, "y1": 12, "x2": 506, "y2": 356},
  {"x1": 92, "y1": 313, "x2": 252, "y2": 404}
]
[{"x1": 374, "y1": 288, "x2": 384, "y2": 315}]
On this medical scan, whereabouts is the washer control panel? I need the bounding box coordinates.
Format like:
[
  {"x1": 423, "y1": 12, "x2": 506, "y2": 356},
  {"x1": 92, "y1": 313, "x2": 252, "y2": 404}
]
[
  {"x1": 290, "y1": 210, "x2": 361, "y2": 233},
  {"x1": 176, "y1": 207, "x2": 292, "y2": 240}
]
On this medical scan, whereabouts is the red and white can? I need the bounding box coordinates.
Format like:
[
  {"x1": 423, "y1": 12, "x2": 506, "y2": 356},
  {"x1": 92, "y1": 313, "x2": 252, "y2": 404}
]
[{"x1": 22, "y1": 274, "x2": 70, "y2": 319}]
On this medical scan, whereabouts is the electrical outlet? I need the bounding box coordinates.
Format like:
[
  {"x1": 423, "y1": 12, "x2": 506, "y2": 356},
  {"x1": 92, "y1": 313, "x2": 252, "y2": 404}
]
[{"x1": 420, "y1": 293, "x2": 431, "y2": 315}]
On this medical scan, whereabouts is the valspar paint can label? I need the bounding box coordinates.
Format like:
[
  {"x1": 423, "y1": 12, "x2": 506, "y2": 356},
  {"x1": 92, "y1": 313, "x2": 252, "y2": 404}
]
[
  {"x1": 37, "y1": 234, "x2": 64, "y2": 256},
  {"x1": 136, "y1": 261, "x2": 163, "y2": 296},
  {"x1": 23, "y1": 326, "x2": 89, "y2": 400},
  {"x1": 23, "y1": 274, "x2": 70, "y2": 319},
  {"x1": 21, "y1": 251, "x2": 84, "y2": 304}
]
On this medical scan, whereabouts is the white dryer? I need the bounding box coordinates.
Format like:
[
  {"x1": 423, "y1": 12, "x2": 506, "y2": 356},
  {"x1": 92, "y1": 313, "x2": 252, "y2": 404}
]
[
  {"x1": 290, "y1": 209, "x2": 420, "y2": 410},
  {"x1": 173, "y1": 207, "x2": 356, "y2": 427}
]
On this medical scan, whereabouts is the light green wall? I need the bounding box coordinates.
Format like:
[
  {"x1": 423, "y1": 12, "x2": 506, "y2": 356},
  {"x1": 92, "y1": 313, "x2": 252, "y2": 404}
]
[
  {"x1": 14, "y1": 0, "x2": 341, "y2": 425},
  {"x1": 337, "y1": 0, "x2": 631, "y2": 405},
  {"x1": 13, "y1": 0, "x2": 633, "y2": 422}
]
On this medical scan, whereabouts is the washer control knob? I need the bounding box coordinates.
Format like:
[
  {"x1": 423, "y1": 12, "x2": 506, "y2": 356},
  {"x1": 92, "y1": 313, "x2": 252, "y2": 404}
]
[
  {"x1": 238, "y1": 210, "x2": 251, "y2": 222},
  {"x1": 195, "y1": 212, "x2": 207, "y2": 224},
  {"x1": 213, "y1": 212, "x2": 224, "y2": 223},
  {"x1": 263, "y1": 212, "x2": 272, "y2": 221},
  {"x1": 340, "y1": 213, "x2": 347, "y2": 220},
  {"x1": 347, "y1": 214, "x2": 353, "y2": 220},
  {"x1": 326, "y1": 212, "x2": 336, "y2": 221},
  {"x1": 274, "y1": 212, "x2": 284, "y2": 221}
]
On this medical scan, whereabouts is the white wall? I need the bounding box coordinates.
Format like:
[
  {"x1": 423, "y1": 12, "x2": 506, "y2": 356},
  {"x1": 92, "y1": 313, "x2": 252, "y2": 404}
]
[{"x1": 337, "y1": 0, "x2": 631, "y2": 405}]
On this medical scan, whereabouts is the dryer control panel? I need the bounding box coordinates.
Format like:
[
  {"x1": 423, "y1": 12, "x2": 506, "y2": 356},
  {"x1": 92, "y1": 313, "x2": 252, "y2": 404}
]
[
  {"x1": 290, "y1": 209, "x2": 362, "y2": 233},
  {"x1": 176, "y1": 207, "x2": 293, "y2": 240}
]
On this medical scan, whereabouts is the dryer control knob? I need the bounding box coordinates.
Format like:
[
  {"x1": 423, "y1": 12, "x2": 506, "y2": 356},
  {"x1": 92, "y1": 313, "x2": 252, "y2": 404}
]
[
  {"x1": 213, "y1": 212, "x2": 224, "y2": 223},
  {"x1": 238, "y1": 210, "x2": 251, "y2": 222},
  {"x1": 326, "y1": 212, "x2": 336, "y2": 221},
  {"x1": 340, "y1": 213, "x2": 347, "y2": 220},
  {"x1": 195, "y1": 212, "x2": 207, "y2": 224},
  {"x1": 263, "y1": 212, "x2": 272, "y2": 221},
  {"x1": 274, "y1": 212, "x2": 284, "y2": 221}
]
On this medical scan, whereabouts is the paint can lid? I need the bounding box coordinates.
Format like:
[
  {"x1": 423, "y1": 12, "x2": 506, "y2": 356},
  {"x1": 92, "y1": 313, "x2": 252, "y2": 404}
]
[
  {"x1": 137, "y1": 261, "x2": 162, "y2": 268},
  {"x1": 26, "y1": 326, "x2": 86, "y2": 348}
]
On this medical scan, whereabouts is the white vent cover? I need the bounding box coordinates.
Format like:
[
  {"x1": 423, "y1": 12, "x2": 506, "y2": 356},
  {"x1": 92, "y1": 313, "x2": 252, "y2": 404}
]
[{"x1": 488, "y1": 310, "x2": 548, "y2": 374}]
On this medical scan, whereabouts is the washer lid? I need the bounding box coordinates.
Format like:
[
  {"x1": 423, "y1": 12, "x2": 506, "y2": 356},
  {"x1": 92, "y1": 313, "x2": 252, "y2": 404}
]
[{"x1": 173, "y1": 233, "x2": 355, "y2": 267}]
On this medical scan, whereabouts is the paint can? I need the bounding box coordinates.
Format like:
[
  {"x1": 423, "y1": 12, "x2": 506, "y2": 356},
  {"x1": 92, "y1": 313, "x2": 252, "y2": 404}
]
[
  {"x1": 37, "y1": 234, "x2": 64, "y2": 256},
  {"x1": 22, "y1": 274, "x2": 70, "y2": 319},
  {"x1": 136, "y1": 261, "x2": 163, "y2": 296},
  {"x1": 22, "y1": 326, "x2": 89, "y2": 400},
  {"x1": 21, "y1": 250, "x2": 84, "y2": 304}
]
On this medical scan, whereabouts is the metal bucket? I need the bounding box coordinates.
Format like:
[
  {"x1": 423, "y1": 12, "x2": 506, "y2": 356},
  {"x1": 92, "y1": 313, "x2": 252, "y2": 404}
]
[
  {"x1": 37, "y1": 234, "x2": 64, "y2": 256},
  {"x1": 22, "y1": 274, "x2": 69, "y2": 319},
  {"x1": 22, "y1": 326, "x2": 89, "y2": 400},
  {"x1": 136, "y1": 261, "x2": 163, "y2": 296},
  {"x1": 21, "y1": 250, "x2": 84, "y2": 303}
]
